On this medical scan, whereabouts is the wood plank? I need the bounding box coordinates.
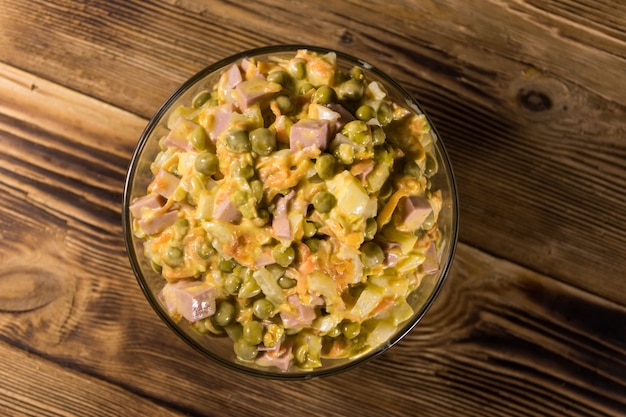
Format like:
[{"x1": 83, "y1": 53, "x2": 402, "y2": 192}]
[
  {"x1": 0, "y1": 63, "x2": 624, "y2": 415},
  {"x1": 0, "y1": 342, "x2": 187, "y2": 417},
  {"x1": 2, "y1": 0, "x2": 624, "y2": 113},
  {"x1": 1, "y1": 0, "x2": 624, "y2": 305},
  {"x1": 0, "y1": 61, "x2": 144, "y2": 222}
]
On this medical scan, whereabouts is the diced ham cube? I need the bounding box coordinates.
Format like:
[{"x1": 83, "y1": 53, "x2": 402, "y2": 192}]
[
  {"x1": 380, "y1": 241, "x2": 402, "y2": 267},
  {"x1": 255, "y1": 343, "x2": 293, "y2": 371},
  {"x1": 163, "y1": 117, "x2": 197, "y2": 151},
  {"x1": 272, "y1": 190, "x2": 295, "y2": 240},
  {"x1": 420, "y1": 242, "x2": 439, "y2": 274},
  {"x1": 208, "y1": 103, "x2": 235, "y2": 142},
  {"x1": 224, "y1": 64, "x2": 243, "y2": 90},
  {"x1": 289, "y1": 119, "x2": 330, "y2": 152},
  {"x1": 394, "y1": 195, "x2": 433, "y2": 232},
  {"x1": 129, "y1": 194, "x2": 165, "y2": 218},
  {"x1": 148, "y1": 169, "x2": 181, "y2": 199},
  {"x1": 213, "y1": 189, "x2": 241, "y2": 223},
  {"x1": 327, "y1": 103, "x2": 355, "y2": 131},
  {"x1": 280, "y1": 294, "x2": 319, "y2": 329},
  {"x1": 160, "y1": 280, "x2": 216, "y2": 322},
  {"x1": 138, "y1": 209, "x2": 179, "y2": 235},
  {"x1": 235, "y1": 77, "x2": 281, "y2": 110}
]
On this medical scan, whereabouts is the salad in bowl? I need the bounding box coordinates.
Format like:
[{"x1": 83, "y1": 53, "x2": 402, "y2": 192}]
[{"x1": 123, "y1": 46, "x2": 458, "y2": 378}]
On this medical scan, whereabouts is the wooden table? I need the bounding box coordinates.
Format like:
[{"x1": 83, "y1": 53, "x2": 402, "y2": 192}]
[{"x1": 1, "y1": 1, "x2": 625, "y2": 416}]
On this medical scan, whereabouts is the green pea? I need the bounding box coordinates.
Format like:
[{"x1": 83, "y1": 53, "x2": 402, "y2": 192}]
[
  {"x1": 349, "y1": 66, "x2": 365, "y2": 80},
  {"x1": 355, "y1": 104, "x2": 375, "y2": 121},
  {"x1": 219, "y1": 259, "x2": 236, "y2": 273},
  {"x1": 252, "y1": 298, "x2": 274, "y2": 320},
  {"x1": 203, "y1": 318, "x2": 226, "y2": 335},
  {"x1": 195, "y1": 152, "x2": 219, "y2": 176},
  {"x1": 197, "y1": 241, "x2": 214, "y2": 259},
  {"x1": 249, "y1": 127, "x2": 276, "y2": 156},
  {"x1": 275, "y1": 94, "x2": 295, "y2": 115},
  {"x1": 231, "y1": 189, "x2": 248, "y2": 207},
  {"x1": 174, "y1": 218, "x2": 189, "y2": 232},
  {"x1": 212, "y1": 300, "x2": 236, "y2": 327},
  {"x1": 315, "y1": 153, "x2": 336, "y2": 180},
  {"x1": 234, "y1": 163, "x2": 255, "y2": 180},
  {"x1": 240, "y1": 204, "x2": 256, "y2": 219},
  {"x1": 272, "y1": 244, "x2": 296, "y2": 267},
  {"x1": 352, "y1": 132, "x2": 371, "y2": 146},
  {"x1": 234, "y1": 338, "x2": 258, "y2": 361},
  {"x1": 424, "y1": 153, "x2": 437, "y2": 177},
  {"x1": 250, "y1": 179, "x2": 264, "y2": 202},
  {"x1": 305, "y1": 238, "x2": 320, "y2": 253},
  {"x1": 364, "y1": 218, "x2": 378, "y2": 240},
  {"x1": 298, "y1": 82, "x2": 315, "y2": 95},
  {"x1": 224, "y1": 274, "x2": 242, "y2": 295},
  {"x1": 328, "y1": 326, "x2": 342, "y2": 338},
  {"x1": 303, "y1": 220, "x2": 317, "y2": 238},
  {"x1": 403, "y1": 159, "x2": 421, "y2": 178},
  {"x1": 313, "y1": 191, "x2": 337, "y2": 213},
  {"x1": 253, "y1": 208, "x2": 270, "y2": 227},
  {"x1": 192, "y1": 90, "x2": 211, "y2": 109},
  {"x1": 236, "y1": 266, "x2": 254, "y2": 280},
  {"x1": 377, "y1": 102, "x2": 393, "y2": 125},
  {"x1": 225, "y1": 129, "x2": 251, "y2": 153},
  {"x1": 313, "y1": 86, "x2": 337, "y2": 104},
  {"x1": 243, "y1": 320, "x2": 264, "y2": 345},
  {"x1": 266, "y1": 70, "x2": 290, "y2": 86},
  {"x1": 334, "y1": 143, "x2": 354, "y2": 165},
  {"x1": 371, "y1": 125, "x2": 386, "y2": 146},
  {"x1": 278, "y1": 275, "x2": 297, "y2": 289},
  {"x1": 343, "y1": 120, "x2": 368, "y2": 136},
  {"x1": 189, "y1": 126, "x2": 207, "y2": 150},
  {"x1": 164, "y1": 246, "x2": 184, "y2": 267},
  {"x1": 224, "y1": 323, "x2": 243, "y2": 341},
  {"x1": 338, "y1": 79, "x2": 364, "y2": 101},
  {"x1": 341, "y1": 321, "x2": 361, "y2": 339},
  {"x1": 266, "y1": 263, "x2": 285, "y2": 278},
  {"x1": 360, "y1": 241, "x2": 384, "y2": 268},
  {"x1": 194, "y1": 319, "x2": 211, "y2": 334}
]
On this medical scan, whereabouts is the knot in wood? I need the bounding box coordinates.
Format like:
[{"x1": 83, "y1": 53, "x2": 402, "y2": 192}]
[
  {"x1": 509, "y1": 71, "x2": 572, "y2": 120},
  {"x1": 339, "y1": 29, "x2": 354, "y2": 44},
  {"x1": 517, "y1": 89, "x2": 552, "y2": 112}
]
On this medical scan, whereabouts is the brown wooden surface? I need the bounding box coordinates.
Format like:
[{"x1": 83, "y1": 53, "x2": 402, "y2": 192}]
[{"x1": 1, "y1": 0, "x2": 625, "y2": 416}]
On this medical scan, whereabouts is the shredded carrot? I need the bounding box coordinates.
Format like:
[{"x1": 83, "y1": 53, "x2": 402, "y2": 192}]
[{"x1": 377, "y1": 189, "x2": 409, "y2": 230}]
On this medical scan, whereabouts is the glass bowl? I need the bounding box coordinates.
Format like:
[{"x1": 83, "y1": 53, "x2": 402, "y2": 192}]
[{"x1": 122, "y1": 45, "x2": 458, "y2": 379}]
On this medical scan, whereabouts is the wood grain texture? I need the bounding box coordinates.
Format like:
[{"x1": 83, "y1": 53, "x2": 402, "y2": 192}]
[
  {"x1": 1, "y1": 0, "x2": 624, "y2": 307},
  {"x1": 1, "y1": 63, "x2": 624, "y2": 416},
  {"x1": 0, "y1": 343, "x2": 186, "y2": 417}
]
